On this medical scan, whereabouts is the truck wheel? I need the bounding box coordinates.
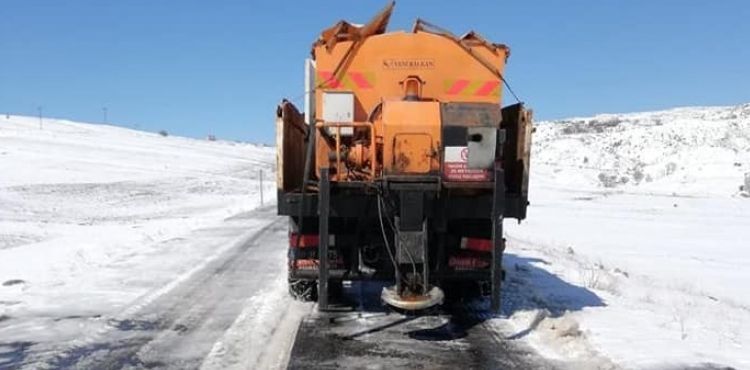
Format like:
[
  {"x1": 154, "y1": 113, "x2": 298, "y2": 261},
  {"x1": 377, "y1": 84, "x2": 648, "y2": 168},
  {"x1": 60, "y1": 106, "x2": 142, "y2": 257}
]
[{"x1": 288, "y1": 278, "x2": 317, "y2": 301}]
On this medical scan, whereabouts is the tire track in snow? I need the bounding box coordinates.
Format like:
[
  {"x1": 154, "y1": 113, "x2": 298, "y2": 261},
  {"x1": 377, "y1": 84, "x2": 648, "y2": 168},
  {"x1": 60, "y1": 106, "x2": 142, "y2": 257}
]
[{"x1": 38, "y1": 206, "x2": 297, "y2": 369}]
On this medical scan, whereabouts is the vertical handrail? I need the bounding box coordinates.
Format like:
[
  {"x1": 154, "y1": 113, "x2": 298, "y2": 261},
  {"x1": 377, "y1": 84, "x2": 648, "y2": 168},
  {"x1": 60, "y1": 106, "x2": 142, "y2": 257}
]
[
  {"x1": 335, "y1": 127, "x2": 342, "y2": 180},
  {"x1": 370, "y1": 125, "x2": 376, "y2": 178},
  {"x1": 318, "y1": 168, "x2": 330, "y2": 311},
  {"x1": 491, "y1": 164, "x2": 506, "y2": 313}
]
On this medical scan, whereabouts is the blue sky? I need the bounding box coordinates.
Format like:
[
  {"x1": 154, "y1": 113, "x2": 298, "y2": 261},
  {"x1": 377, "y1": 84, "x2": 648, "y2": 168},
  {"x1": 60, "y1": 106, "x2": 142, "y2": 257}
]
[{"x1": 2, "y1": 1, "x2": 749, "y2": 143}]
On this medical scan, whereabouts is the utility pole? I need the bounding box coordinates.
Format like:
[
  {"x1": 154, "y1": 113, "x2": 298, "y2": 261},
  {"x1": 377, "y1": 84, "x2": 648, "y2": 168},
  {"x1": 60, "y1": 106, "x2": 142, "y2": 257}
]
[
  {"x1": 38, "y1": 106, "x2": 43, "y2": 129},
  {"x1": 102, "y1": 107, "x2": 108, "y2": 124}
]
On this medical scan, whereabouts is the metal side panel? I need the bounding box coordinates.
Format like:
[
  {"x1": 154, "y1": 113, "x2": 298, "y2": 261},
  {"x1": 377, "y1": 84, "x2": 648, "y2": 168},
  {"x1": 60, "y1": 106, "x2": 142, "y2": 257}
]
[
  {"x1": 276, "y1": 101, "x2": 306, "y2": 193},
  {"x1": 441, "y1": 102, "x2": 501, "y2": 182},
  {"x1": 491, "y1": 166, "x2": 506, "y2": 313}
]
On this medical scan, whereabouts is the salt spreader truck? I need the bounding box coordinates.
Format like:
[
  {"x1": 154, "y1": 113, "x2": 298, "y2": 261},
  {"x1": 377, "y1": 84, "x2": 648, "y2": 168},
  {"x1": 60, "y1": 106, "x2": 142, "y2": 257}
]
[{"x1": 275, "y1": 3, "x2": 532, "y2": 312}]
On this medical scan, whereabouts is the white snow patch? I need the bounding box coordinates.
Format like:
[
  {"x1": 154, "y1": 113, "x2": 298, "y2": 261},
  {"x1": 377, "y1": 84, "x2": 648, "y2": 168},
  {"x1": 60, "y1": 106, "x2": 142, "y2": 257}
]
[
  {"x1": 200, "y1": 276, "x2": 312, "y2": 370},
  {"x1": 0, "y1": 115, "x2": 276, "y2": 357},
  {"x1": 501, "y1": 103, "x2": 750, "y2": 369}
]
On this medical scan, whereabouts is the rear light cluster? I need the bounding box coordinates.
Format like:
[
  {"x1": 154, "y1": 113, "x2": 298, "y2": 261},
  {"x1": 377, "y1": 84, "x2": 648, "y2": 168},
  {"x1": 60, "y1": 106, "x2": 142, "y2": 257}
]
[
  {"x1": 460, "y1": 237, "x2": 493, "y2": 252},
  {"x1": 290, "y1": 233, "x2": 318, "y2": 248},
  {"x1": 289, "y1": 233, "x2": 342, "y2": 270},
  {"x1": 292, "y1": 259, "x2": 318, "y2": 269},
  {"x1": 450, "y1": 237, "x2": 493, "y2": 270},
  {"x1": 289, "y1": 233, "x2": 336, "y2": 248},
  {"x1": 291, "y1": 258, "x2": 345, "y2": 270}
]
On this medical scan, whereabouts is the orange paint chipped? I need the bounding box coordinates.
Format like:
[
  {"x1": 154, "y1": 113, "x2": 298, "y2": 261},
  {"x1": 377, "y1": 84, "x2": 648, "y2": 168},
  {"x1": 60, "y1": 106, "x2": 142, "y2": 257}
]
[{"x1": 309, "y1": 2, "x2": 511, "y2": 181}]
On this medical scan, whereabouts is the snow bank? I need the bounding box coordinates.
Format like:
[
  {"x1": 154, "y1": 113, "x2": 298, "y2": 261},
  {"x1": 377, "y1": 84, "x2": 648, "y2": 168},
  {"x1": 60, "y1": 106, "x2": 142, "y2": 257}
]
[
  {"x1": 0, "y1": 115, "x2": 275, "y2": 359},
  {"x1": 503, "y1": 103, "x2": 750, "y2": 369}
]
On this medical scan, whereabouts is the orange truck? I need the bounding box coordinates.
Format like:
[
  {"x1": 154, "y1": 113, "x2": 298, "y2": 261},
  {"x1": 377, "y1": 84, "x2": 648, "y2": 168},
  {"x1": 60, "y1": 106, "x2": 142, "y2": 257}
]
[{"x1": 276, "y1": 2, "x2": 532, "y2": 312}]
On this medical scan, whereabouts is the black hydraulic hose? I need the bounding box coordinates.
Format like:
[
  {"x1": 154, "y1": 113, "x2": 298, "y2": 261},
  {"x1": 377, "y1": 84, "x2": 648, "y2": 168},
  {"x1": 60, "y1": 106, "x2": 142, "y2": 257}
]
[{"x1": 377, "y1": 194, "x2": 398, "y2": 272}]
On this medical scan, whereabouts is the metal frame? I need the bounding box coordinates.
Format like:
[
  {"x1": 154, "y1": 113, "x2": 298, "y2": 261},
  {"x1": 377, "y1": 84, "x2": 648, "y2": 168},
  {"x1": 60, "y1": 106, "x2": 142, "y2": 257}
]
[
  {"x1": 301, "y1": 166, "x2": 509, "y2": 312},
  {"x1": 278, "y1": 189, "x2": 528, "y2": 220},
  {"x1": 318, "y1": 168, "x2": 331, "y2": 311},
  {"x1": 491, "y1": 165, "x2": 505, "y2": 313},
  {"x1": 421, "y1": 219, "x2": 429, "y2": 295}
]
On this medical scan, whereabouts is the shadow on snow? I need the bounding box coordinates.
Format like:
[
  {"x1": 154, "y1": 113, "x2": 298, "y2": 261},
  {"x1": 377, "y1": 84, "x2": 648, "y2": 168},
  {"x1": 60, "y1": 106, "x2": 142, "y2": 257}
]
[{"x1": 329, "y1": 252, "x2": 605, "y2": 342}]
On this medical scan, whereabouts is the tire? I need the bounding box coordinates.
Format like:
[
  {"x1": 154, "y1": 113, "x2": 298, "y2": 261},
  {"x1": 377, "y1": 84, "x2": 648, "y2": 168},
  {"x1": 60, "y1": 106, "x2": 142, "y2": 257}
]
[{"x1": 288, "y1": 278, "x2": 317, "y2": 302}]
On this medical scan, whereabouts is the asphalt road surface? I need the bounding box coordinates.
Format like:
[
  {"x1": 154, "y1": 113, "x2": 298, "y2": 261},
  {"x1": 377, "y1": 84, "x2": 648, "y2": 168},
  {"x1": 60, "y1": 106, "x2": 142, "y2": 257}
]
[
  {"x1": 288, "y1": 282, "x2": 562, "y2": 370},
  {"x1": 10, "y1": 206, "x2": 563, "y2": 370}
]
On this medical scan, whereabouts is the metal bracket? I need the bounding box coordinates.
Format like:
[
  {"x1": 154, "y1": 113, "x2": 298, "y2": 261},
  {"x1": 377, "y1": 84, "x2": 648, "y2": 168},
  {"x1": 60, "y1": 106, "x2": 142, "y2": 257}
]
[
  {"x1": 318, "y1": 168, "x2": 330, "y2": 311},
  {"x1": 491, "y1": 165, "x2": 505, "y2": 313}
]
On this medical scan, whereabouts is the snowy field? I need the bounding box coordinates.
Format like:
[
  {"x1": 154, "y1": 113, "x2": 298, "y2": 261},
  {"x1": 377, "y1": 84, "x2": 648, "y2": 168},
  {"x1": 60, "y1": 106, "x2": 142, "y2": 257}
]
[
  {"x1": 2, "y1": 103, "x2": 749, "y2": 369},
  {"x1": 503, "y1": 103, "x2": 750, "y2": 369},
  {"x1": 0, "y1": 115, "x2": 281, "y2": 367}
]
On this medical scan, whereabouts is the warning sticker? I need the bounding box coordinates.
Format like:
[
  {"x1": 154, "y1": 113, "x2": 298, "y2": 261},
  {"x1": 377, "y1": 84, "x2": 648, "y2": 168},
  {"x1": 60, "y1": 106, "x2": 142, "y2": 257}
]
[{"x1": 443, "y1": 146, "x2": 491, "y2": 181}]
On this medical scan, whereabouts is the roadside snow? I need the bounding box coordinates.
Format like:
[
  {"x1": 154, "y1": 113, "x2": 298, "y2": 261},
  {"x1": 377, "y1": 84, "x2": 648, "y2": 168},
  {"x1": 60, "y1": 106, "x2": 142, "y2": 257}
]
[
  {"x1": 200, "y1": 276, "x2": 311, "y2": 370},
  {"x1": 0, "y1": 115, "x2": 276, "y2": 364},
  {"x1": 503, "y1": 103, "x2": 750, "y2": 369}
]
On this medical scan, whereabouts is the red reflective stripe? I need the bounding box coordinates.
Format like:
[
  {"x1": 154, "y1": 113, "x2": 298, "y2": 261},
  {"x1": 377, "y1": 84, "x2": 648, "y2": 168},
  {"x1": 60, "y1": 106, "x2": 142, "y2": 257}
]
[
  {"x1": 464, "y1": 238, "x2": 493, "y2": 252},
  {"x1": 349, "y1": 72, "x2": 372, "y2": 89},
  {"x1": 475, "y1": 81, "x2": 500, "y2": 96},
  {"x1": 290, "y1": 233, "x2": 319, "y2": 248},
  {"x1": 446, "y1": 79, "x2": 470, "y2": 95},
  {"x1": 449, "y1": 255, "x2": 490, "y2": 270},
  {"x1": 318, "y1": 71, "x2": 341, "y2": 88}
]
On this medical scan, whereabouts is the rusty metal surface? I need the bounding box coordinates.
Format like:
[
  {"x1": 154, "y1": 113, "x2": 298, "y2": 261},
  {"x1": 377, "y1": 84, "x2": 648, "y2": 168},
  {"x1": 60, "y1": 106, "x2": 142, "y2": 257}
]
[
  {"x1": 501, "y1": 103, "x2": 533, "y2": 200},
  {"x1": 314, "y1": 1, "x2": 395, "y2": 52},
  {"x1": 276, "y1": 100, "x2": 307, "y2": 192},
  {"x1": 441, "y1": 103, "x2": 501, "y2": 127},
  {"x1": 381, "y1": 286, "x2": 444, "y2": 311}
]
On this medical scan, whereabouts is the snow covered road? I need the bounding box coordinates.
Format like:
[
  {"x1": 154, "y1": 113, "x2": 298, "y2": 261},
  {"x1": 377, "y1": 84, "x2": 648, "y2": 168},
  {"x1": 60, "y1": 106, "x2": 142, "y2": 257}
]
[
  {"x1": 288, "y1": 297, "x2": 569, "y2": 370},
  {"x1": 0, "y1": 115, "x2": 567, "y2": 370},
  {"x1": 0, "y1": 115, "x2": 294, "y2": 369},
  {"x1": 40, "y1": 207, "x2": 303, "y2": 369}
]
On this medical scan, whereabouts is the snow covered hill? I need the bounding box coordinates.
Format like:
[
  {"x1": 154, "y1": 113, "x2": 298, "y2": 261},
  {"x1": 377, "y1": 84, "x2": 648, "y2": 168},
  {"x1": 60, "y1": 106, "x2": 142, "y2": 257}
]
[
  {"x1": 0, "y1": 115, "x2": 276, "y2": 365},
  {"x1": 533, "y1": 103, "x2": 750, "y2": 196},
  {"x1": 504, "y1": 103, "x2": 750, "y2": 369}
]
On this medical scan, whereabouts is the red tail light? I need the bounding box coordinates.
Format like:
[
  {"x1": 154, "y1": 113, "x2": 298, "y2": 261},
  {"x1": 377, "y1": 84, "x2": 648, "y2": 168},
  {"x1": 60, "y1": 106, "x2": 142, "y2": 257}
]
[
  {"x1": 461, "y1": 237, "x2": 493, "y2": 252},
  {"x1": 289, "y1": 233, "x2": 319, "y2": 248}
]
